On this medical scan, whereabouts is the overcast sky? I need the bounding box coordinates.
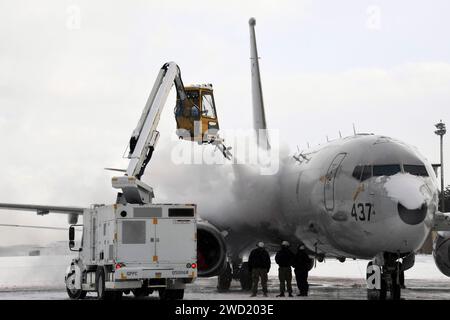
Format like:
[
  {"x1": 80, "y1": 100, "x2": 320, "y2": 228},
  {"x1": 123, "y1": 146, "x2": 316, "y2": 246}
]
[{"x1": 0, "y1": 0, "x2": 449, "y2": 245}]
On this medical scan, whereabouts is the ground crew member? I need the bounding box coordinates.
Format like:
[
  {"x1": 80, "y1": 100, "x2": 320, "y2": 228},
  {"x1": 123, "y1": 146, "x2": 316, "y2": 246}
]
[
  {"x1": 248, "y1": 241, "x2": 271, "y2": 297},
  {"x1": 275, "y1": 241, "x2": 294, "y2": 297},
  {"x1": 293, "y1": 244, "x2": 313, "y2": 296}
]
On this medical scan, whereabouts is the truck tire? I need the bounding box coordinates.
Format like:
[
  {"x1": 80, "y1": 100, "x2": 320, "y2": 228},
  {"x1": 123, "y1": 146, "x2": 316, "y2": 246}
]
[
  {"x1": 158, "y1": 288, "x2": 184, "y2": 300},
  {"x1": 96, "y1": 268, "x2": 114, "y2": 300},
  {"x1": 65, "y1": 271, "x2": 86, "y2": 300},
  {"x1": 113, "y1": 291, "x2": 123, "y2": 300},
  {"x1": 132, "y1": 288, "x2": 150, "y2": 298},
  {"x1": 66, "y1": 287, "x2": 87, "y2": 300}
]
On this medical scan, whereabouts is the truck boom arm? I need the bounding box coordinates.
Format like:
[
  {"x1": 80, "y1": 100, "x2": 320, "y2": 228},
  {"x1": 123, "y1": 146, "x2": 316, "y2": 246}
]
[
  {"x1": 127, "y1": 62, "x2": 187, "y2": 179},
  {"x1": 113, "y1": 62, "x2": 231, "y2": 204}
]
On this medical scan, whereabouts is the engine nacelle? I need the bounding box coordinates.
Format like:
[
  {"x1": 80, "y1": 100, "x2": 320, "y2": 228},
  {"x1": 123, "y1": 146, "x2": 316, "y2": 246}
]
[
  {"x1": 197, "y1": 221, "x2": 227, "y2": 277},
  {"x1": 433, "y1": 232, "x2": 450, "y2": 277}
]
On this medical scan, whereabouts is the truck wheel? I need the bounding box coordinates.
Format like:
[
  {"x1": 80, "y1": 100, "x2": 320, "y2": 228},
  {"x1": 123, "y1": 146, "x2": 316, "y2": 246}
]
[
  {"x1": 113, "y1": 291, "x2": 123, "y2": 300},
  {"x1": 66, "y1": 287, "x2": 87, "y2": 300},
  {"x1": 65, "y1": 271, "x2": 86, "y2": 300},
  {"x1": 158, "y1": 288, "x2": 184, "y2": 300},
  {"x1": 96, "y1": 268, "x2": 113, "y2": 300},
  {"x1": 132, "y1": 288, "x2": 150, "y2": 298}
]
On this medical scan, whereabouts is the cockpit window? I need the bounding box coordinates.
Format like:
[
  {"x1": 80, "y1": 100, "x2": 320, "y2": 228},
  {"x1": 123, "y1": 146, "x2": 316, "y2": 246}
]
[
  {"x1": 353, "y1": 165, "x2": 372, "y2": 181},
  {"x1": 361, "y1": 165, "x2": 372, "y2": 181},
  {"x1": 404, "y1": 165, "x2": 429, "y2": 177},
  {"x1": 373, "y1": 164, "x2": 401, "y2": 177},
  {"x1": 352, "y1": 166, "x2": 363, "y2": 180}
]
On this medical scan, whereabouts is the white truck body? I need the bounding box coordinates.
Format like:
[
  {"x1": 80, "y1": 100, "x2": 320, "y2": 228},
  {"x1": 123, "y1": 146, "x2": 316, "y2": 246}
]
[{"x1": 68, "y1": 203, "x2": 197, "y2": 292}]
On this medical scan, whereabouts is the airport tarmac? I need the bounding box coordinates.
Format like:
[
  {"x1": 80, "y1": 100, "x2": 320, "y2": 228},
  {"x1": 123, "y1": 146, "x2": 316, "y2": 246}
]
[
  {"x1": 0, "y1": 254, "x2": 449, "y2": 300},
  {"x1": 1, "y1": 276, "x2": 450, "y2": 300}
]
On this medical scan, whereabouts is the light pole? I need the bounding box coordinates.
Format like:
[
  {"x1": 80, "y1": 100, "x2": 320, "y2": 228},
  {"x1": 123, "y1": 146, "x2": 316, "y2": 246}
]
[{"x1": 435, "y1": 120, "x2": 446, "y2": 212}]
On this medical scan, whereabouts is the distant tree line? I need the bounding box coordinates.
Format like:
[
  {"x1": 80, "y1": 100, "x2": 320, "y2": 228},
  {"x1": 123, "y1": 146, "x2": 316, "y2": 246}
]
[
  {"x1": 420, "y1": 185, "x2": 450, "y2": 254},
  {"x1": 438, "y1": 185, "x2": 450, "y2": 212}
]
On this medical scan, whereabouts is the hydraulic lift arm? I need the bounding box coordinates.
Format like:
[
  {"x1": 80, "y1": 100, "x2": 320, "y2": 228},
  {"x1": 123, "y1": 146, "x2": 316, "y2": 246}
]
[
  {"x1": 112, "y1": 62, "x2": 231, "y2": 204},
  {"x1": 127, "y1": 62, "x2": 183, "y2": 179}
]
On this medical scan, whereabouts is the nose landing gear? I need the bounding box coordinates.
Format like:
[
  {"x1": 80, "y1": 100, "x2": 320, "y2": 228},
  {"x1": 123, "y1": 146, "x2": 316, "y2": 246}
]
[{"x1": 366, "y1": 253, "x2": 404, "y2": 300}]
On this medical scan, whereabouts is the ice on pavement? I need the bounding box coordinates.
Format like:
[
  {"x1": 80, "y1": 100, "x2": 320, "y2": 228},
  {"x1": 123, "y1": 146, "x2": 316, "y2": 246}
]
[{"x1": 0, "y1": 254, "x2": 447, "y2": 290}]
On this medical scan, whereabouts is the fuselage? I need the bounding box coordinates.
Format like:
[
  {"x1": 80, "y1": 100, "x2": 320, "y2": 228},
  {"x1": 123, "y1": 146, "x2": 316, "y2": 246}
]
[
  {"x1": 279, "y1": 134, "x2": 438, "y2": 259},
  {"x1": 213, "y1": 134, "x2": 439, "y2": 260}
]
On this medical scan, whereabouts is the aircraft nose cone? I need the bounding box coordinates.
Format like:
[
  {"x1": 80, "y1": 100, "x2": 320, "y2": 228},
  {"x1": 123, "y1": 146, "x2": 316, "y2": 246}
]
[{"x1": 397, "y1": 202, "x2": 427, "y2": 225}]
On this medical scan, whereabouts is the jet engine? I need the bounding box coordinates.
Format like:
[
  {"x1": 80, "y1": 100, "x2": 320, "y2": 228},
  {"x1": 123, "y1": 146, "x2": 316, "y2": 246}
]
[
  {"x1": 197, "y1": 221, "x2": 227, "y2": 277},
  {"x1": 433, "y1": 232, "x2": 450, "y2": 277}
]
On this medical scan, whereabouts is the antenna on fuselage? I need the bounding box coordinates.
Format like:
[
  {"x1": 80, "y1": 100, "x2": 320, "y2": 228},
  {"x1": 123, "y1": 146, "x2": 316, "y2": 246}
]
[
  {"x1": 352, "y1": 123, "x2": 357, "y2": 136},
  {"x1": 326, "y1": 135, "x2": 329, "y2": 142},
  {"x1": 339, "y1": 131, "x2": 342, "y2": 138}
]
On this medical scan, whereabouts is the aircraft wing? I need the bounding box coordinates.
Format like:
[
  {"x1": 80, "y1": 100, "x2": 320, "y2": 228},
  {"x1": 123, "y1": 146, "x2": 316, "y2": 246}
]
[
  {"x1": 433, "y1": 211, "x2": 450, "y2": 231},
  {"x1": 0, "y1": 203, "x2": 84, "y2": 215},
  {"x1": 0, "y1": 203, "x2": 85, "y2": 224}
]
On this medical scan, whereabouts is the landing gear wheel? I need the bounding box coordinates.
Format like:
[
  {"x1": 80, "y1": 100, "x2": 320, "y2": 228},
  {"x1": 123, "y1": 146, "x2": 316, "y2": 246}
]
[
  {"x1": 391, "y1": 280, "x2": 401, "y2": 300},
  {"x1": 158, "y1": 288, "x2": 184, "y2": 300},
  {"x1": 390, "y1": 264, "x2": 402, "y2": 300},
  {"x1": 239, "y1": 262, "x2": 252, "y2": 291},
  {"x1": 65, "y1": 271, "x2": 86, "y2": 300},
  {"x1": 217, "y1": 263, "x2": 232, "y2": 292}
]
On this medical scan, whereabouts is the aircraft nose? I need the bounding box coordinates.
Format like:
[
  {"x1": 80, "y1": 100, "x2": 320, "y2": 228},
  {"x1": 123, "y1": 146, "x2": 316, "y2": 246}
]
[
  {"x1": 382, "y1": 172, "x2": 433, "y2": 225},
  {"x1": 397, "y1": 202, "x2": 427, "y2": 225}
]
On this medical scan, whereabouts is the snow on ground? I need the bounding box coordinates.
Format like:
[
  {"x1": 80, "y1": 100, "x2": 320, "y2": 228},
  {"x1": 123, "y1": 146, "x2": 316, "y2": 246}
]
[
  {"x1": 302, "y1": 254, "x2": 450, "y2": 281},
  {"x1": 0, "y1": 255, "x2": 74, "y2": 289},
  {"x1": 0, "y1": 254, "x2": 448, "y2": 291}
]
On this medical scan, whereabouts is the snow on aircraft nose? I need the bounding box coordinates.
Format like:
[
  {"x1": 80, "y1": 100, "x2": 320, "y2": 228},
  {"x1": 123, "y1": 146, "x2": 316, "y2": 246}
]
[{"x1": 382, "y1": 173, "x2": 433, "y2": 225}]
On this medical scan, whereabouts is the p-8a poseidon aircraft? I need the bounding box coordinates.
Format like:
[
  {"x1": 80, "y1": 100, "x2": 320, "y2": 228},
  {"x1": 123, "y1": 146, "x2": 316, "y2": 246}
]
[
  {"x1": 1, "y1": 18, "x2": 449, "y2": 300},
  {"x1": 193, "y1": 18, "x2": 450, "y2": 300}
]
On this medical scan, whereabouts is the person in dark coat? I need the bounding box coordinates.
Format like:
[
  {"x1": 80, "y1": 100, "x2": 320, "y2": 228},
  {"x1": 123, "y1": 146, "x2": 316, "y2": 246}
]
[
  {"x1": 248, "y1": 241, "x2": 271, "y2": 297},
  {"x1": 275, "y1": 241, "x2": 294, "y2": 297},
  {"x1": 293, "y1": 244, "x2": 313, "y2": 296}
]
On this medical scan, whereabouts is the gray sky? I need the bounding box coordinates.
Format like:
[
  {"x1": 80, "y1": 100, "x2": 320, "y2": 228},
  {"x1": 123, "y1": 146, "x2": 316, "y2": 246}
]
[{"x1": 0, "y1": 0, "x2": 449, "y2": 245}]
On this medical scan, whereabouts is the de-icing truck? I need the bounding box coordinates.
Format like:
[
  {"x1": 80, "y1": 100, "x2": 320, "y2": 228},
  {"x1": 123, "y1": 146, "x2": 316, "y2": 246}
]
[
  {"x1": 0, "y1": 62, "x2": 231, "y2": 300},
  {"x1": 65, "y1": 203, "x2": 197, "y2": 300},
  {"x1": 64, "y1": 62, "x2": 231, "y2": 300}
]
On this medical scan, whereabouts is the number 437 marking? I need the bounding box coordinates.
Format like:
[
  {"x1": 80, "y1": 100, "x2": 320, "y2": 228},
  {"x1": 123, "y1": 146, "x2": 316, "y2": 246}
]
[{"x1": 351, "y1": 203, "x2": 374, "y2": 221}]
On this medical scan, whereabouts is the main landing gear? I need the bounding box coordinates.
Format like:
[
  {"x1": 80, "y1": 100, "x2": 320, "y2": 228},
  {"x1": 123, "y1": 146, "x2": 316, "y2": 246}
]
[{"x1": 217, "y1": 259, "x2": 252, "y2": 292}]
